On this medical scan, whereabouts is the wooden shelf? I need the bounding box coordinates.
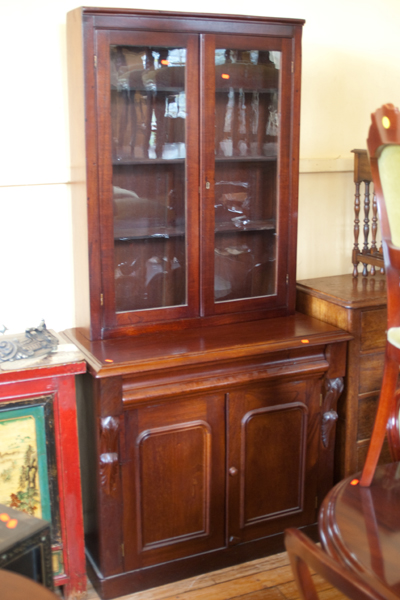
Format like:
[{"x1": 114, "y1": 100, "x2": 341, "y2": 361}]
[
  {"x1": 215, "y1": 219, "x2": 275, "y2": 233},
  {"x1": 215, "y1": 155, "x2": 277, "y2": 162},
  {"x1": 113, "y1": 157, "x2": 185, "y2": 166},
  {"x1": 113, "y1": 155, "x2": 277, "y2": 165},
  {"x1": 115, "y1": 223, "x2": 185, "y2": 240}
]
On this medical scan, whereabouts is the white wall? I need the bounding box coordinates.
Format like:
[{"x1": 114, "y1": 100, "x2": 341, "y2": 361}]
[{"x1": 1, "y1": 0, "x2": 400, "y2": 332}]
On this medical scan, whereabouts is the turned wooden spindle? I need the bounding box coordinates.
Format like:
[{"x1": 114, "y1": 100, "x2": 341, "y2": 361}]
[{"x1": 351, "y1": 149, "x2": 384, "y2": 276}]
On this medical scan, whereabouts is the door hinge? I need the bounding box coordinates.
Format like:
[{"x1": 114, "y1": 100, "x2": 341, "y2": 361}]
[
  {"x1": 286, "y1": 274, "x2": 289, "y2": 285},
  {"x1": 100, "y1": 293, "x2": 104, "y2": 306},
  {"x1": 121, "y1": 543, "x2": 125, "y2": 557},
  {"x1": 320, "y1": 393, "x2": 323, "y2": 407},
  {"x1": 291, "y1": 61, "x2": 294, "y2": 73},
  {"x1": 315, "y1": 496, "x2": 318, "y2": 508},
  {"x1": 94, "y1": 55, "x2": 97, "y2": 69}
]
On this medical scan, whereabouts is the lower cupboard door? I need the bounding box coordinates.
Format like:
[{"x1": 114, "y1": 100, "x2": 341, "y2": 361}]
[
  {"x1": 121, "y1": 392, "x2": 226, "y2": 570},
  {"x1": 227, "y1": 378, "x2": 321, "y2": 545}
]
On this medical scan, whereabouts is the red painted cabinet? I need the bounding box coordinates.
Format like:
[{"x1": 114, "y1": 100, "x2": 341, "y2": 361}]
[{"x1": 0, "y1": 344, "x2": 86, "y2": 599}]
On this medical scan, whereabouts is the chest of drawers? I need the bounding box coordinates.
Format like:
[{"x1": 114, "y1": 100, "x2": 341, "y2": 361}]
[{"x1": 297, "y1": 273, "x2": 392, "y2": 479}]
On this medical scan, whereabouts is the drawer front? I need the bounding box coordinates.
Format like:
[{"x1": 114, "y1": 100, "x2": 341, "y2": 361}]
[
  {"x1": 359, "y1": 352, "x2": 385, "y2": 394},
  {"x1": 357, "y1": 438, "x2": 391, "y2": 471},
  {"x1": 357, "y1": 392, "x2": 380, "y2": 440},
  {"x1": 360, "y1": 308, "x2": 387, "y2": 351}
]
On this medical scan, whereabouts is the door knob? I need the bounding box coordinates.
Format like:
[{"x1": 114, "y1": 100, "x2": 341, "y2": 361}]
[{"x1": 229, "y1": 467, "x2": 238, "y2": 476}]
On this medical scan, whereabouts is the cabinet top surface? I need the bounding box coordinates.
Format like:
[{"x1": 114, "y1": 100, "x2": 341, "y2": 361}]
[
  {"x1": 0, "y1": 332, "x2": 86, "y2": 384},
  {"x1": 77, "y1": 6, "x2": 305, "y2": 26},
  {"x1": 65, "y1": 312, "x2": 350, "y2": 377},
  {"x1": 297, "y1": 274, "x2": 387, "y2": 309}
]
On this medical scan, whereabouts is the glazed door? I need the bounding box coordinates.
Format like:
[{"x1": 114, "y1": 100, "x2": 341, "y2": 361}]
[
  {"x1": 121, "y1": 392, "x2": 225, "y2": 570},
  {"x1": 227, "y1": 377, "x2": 321, "y2": 545},
  {"x1": 95, "y1": 29, "x2": 200, "y2": 331},
  {"x1": 200, "y1": 34, "x2": 295, "y2": 317}
]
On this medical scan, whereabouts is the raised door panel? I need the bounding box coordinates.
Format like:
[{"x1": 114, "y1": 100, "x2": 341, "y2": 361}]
[
  {"x1": 121, "y1": 392, "x2": 225, "y2": 570},
  {"x1": 227, "y1": 378, "x2": 321, "y2": 544}
]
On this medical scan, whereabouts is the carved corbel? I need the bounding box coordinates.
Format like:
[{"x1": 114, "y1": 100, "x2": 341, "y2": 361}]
[
  {"x1": 99, "y1": 416, "x2": 120, "y2": 496},
  {"x1": 321, "y1": 377, "x2": 344, "y2": 447}
]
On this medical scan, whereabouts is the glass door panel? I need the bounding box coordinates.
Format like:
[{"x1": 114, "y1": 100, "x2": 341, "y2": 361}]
[
  {"x1": 110, "y1": 45, "x2": 187, "y2": 313},
  {"x1": 213, "y1": 48, "x2": 280, "y2": 303}
]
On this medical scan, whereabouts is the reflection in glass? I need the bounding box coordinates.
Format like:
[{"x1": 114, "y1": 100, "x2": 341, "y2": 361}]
[
  {"x1": 214, "y1": 48, "x2": 280, "y2": 302},
  {"x1": 110, "y1": 46, "x2": 187, "y2": 312}
]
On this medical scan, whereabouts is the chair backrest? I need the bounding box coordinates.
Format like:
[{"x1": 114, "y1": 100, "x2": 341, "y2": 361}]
[
  {"x1": 367, "y1": 105, "x2": 400, "y2": 278},
  {"x1": 284, "y1": 528, "x2": 387, "y2": 600},
  {"x1": 357, "y1": 105, "x2": 400, "y2": 486},
  {"x1": 351, "y1": 148, "x2": 384, "y2": 276},
  {"x1": 367, "y1": 105, "x2": 400, "y2": 331}
]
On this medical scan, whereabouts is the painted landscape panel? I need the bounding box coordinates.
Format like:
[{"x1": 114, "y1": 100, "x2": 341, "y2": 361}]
[{"x1": 0, "y1": 405, "x2": 51, "y2": 521}]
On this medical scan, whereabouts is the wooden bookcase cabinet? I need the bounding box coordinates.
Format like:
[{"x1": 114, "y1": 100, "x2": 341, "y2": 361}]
[
  {"x1": 67, "y1": 7, "x2": 304, "y2": 341},
  {"x1": 66, "y1": 8, "x2": 351, "y2": 599}
]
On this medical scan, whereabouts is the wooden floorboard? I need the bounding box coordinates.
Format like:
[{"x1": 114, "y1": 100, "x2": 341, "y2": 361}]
[{"x1": 81, "y1": 551, "x2": 346, "y2": 600}]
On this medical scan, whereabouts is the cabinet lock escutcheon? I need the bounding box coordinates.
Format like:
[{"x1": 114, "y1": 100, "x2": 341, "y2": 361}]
[
  {"x1": 229, "y1": 467, "x2": 238, "y2": 476},
  {"x1": 205, "y1": 180, "x2": 211, "y2": 190}
]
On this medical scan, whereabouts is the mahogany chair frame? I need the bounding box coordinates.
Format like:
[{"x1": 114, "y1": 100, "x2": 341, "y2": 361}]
[
  {"x1": 360, "y1": 103, "x2": 400, "y2": 486},
  {"x1": 284, "y1": 528, "x2": 387, "y2": 600}
]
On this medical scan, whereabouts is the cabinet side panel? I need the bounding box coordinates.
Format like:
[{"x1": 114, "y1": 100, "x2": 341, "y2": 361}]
[
  {"x1": 75, "y1": 373, "x2": 99, "y2": 560},
  {"x1": 67, "y1": 9, "x2": 91, "y2": 337}
]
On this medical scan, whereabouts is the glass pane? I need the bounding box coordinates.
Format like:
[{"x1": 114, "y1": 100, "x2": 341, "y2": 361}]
[
  {"x1": 110, "y1": 45, "x2": 187, "y2": 312},
  {"x1": 214, "y1": 49, "x2": 280, "y2": 302}
]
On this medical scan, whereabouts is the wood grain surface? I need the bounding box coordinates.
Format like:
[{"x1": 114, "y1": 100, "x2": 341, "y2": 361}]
[{"x1": 82, "y1": 551, "x2": 345, "y2": 600}]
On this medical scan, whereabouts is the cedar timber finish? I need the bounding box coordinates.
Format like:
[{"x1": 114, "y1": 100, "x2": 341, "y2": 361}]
[{"x1": 65, "y1": 8, "x2": 351, "y2": 599}]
